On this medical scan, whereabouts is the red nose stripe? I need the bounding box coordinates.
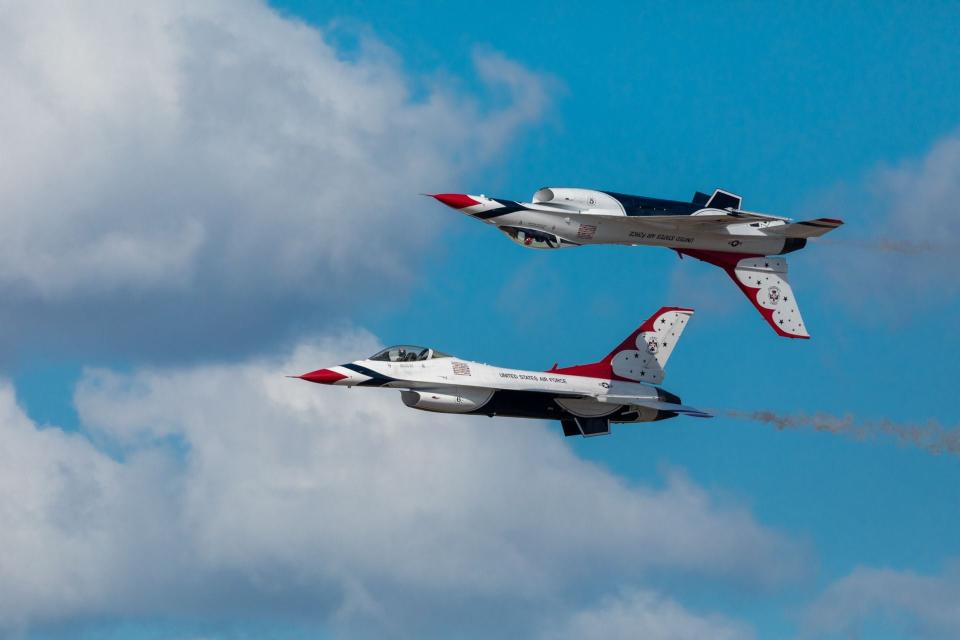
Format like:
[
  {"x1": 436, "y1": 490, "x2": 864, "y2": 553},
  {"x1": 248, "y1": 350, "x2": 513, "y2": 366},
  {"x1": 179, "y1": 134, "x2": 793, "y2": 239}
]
[
  {"x1": 431, "y1": 193, "x2": 480, "y2": 209},
  {"x1": 300, "y1": 368, "x2": 348, "y2": 384}
]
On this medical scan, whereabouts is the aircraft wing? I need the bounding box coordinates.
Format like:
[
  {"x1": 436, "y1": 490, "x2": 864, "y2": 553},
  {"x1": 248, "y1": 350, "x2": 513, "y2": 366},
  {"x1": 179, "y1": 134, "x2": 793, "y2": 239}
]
[
  {"x1": 479, "y1": 384, "x2": 711, "y2": 417},
  {"x1": 572, "y1": 210, "x2": 789, "y2": 228},
  {"x1": 510, "y1": 385, "x2": 713, "y2": 416}
]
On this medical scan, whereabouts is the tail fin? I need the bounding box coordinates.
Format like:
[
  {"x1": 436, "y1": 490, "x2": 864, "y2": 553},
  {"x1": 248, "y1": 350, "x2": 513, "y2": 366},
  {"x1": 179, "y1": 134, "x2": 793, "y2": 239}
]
[
  {"x1": 678, "y1": 250, "x2": 809, "y2": 339},
  {"x1": 551, "y1": 307, "x2": 694, "y2": 384}
]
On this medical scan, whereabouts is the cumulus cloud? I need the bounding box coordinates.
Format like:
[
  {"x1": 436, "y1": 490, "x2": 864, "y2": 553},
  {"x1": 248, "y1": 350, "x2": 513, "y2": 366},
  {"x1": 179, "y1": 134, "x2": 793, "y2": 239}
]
[
  {"x1": 0, "y1": 382, "x2": 185, "y2": 627},
  {"x1": 0, "y1": 0, "x2": 549, "y2": 362},
  {"x1": 542, "y1": 589, "x2": 754, "y2": 640},
  {"x1": 803, "y1": 562, "x2": 960, "y2": 639},
  {"x1": 812, "y1": 130, "x2": 960, "y2": 317},
  {"x1": 0, "y1": 331, "x2": 803, "y2": 637}
]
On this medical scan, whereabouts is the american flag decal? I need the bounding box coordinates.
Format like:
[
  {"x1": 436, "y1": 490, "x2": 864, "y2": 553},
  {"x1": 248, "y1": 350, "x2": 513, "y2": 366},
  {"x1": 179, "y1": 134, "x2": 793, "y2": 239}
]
[
  {"x1": 577, "y1": 224, "x2": 597, "y2": 239},
  {"x1": 452, "y1": 361, "x2": 472, "y2": 376}
]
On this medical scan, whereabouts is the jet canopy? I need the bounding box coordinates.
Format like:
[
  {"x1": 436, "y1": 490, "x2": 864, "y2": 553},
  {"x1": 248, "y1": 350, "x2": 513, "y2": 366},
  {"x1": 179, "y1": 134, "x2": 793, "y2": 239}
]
[{"x1": 369, "y1": 345, "x2": 451, "y2": 362}]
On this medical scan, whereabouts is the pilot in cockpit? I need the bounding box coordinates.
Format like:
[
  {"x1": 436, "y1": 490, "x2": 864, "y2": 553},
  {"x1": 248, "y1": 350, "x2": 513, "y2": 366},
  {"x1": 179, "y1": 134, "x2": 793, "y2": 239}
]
[{"x1": 369, "y1": 345, "x2": 447, "y2": 363}]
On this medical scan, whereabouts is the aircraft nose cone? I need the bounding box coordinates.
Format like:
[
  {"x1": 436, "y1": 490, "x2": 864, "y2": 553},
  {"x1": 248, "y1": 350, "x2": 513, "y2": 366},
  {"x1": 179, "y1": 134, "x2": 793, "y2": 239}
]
[
  {"x1": 431, "y1": 193, "x2": 480, "y2": 209},
  {"x1": 299, "y1": 368, "x2": 348, "y2": 384}
]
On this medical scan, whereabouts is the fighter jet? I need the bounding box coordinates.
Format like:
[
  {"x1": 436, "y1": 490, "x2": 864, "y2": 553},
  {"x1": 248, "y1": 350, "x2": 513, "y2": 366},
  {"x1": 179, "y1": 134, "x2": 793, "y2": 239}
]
[
  {"x1": 295, "y1": 307, "x2": 709, "y2": 437},
  {"x1": 432, "y1": 187, "x2": 843, "y2": 339}
]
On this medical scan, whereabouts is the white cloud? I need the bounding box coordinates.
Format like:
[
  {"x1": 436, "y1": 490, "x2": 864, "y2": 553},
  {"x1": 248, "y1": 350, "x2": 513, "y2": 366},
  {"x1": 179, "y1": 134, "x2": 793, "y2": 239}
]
[
  {"x1": 812, "y1": 130, "x2": 960, "y2": 318},
  {"x1": 803, "y1": 562, "x2": 960, "y2": 639},
  {"x1": 0, "y1": 1, "x2": 549, "y2": 360},
  {"x1": 543, "y1": 589, "x2": 754, "y2": 640},
  {"x1": 0, "y1": 381, "x2": 185, "y2": 628},
  {"x1": 0, "y1": 331, "x2": 804, "y2": 636}
]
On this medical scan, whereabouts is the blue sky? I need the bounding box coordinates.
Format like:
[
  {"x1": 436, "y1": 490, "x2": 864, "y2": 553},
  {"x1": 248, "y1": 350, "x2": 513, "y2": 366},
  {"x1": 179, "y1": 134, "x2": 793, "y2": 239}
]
[
  {"x1": 278, "y1": 0, "x2": 960, "y2": 615},
  {"x1": 4, "y1": 1, "x2": 960, "y2": 638}
]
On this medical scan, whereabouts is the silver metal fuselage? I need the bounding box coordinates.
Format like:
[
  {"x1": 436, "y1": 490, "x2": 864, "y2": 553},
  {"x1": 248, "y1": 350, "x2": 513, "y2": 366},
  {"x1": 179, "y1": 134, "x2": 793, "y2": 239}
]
[{"x1": 481, "y1": 206, "x2": 793, "y2": 255}]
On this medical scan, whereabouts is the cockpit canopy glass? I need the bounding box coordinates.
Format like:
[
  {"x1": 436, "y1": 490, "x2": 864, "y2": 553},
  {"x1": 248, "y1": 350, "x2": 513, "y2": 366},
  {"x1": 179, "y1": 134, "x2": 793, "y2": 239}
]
[{"x1": 368, "y1": 345, "x2": 451, "y2": 362}]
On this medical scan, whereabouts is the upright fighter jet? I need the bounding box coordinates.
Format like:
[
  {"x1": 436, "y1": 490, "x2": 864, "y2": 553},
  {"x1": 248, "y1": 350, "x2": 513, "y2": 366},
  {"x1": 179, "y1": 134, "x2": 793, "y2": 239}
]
[
  {"x1": 295, "y1": 307, "x2": 709, "y2": 438},
  {"x1": 432, "y1": 188, "x2": 842, "y2": 339}
]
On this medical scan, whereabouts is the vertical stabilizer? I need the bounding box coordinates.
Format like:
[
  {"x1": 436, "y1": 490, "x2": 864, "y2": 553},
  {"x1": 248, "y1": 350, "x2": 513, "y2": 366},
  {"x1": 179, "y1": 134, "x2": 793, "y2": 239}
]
[
  {"x1": 551, "y1": 307, "x2": 694, "y2": 384},
  {"x1": 678, "y1": 250, "x2": 809, "y2": 338}
]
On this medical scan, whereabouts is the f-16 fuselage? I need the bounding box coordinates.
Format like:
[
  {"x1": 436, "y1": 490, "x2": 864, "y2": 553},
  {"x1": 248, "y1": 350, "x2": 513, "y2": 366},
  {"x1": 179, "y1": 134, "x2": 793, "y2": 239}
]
[
  {"x1": 296, "y1": 307, "x2": 709, "y2": 437},
  {"x1": 434, "y1": 188, "x2": 812, "y2": 256},
  {"x1": 432, "y1": 187, "x2": 843, "y2": 339}
]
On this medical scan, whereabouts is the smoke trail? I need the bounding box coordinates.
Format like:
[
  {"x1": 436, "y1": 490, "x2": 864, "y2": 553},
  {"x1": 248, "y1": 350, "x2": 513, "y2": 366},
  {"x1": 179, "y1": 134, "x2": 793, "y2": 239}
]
[
  {"x1": 722, "y1": 410, "x2": 960, "y2": 457},
  {"x1": 815, "y1": 237, "x2": 956, "y2": 255}
]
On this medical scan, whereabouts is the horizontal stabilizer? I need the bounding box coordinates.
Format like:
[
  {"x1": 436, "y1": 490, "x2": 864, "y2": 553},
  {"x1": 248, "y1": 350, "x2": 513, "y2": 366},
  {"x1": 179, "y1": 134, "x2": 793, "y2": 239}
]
[
  {"x1": 641, "y1": 400, "x2": 711, "y2": 417},
  {"x1": 582, "y1": 209, "x2": 785, "y2": 229},
  {"x1": 600, "y1": 396, "x2": 712, "y2": 417},
  {"x1": 766, "y1": 218, "x2": 844, "y2": 238}
]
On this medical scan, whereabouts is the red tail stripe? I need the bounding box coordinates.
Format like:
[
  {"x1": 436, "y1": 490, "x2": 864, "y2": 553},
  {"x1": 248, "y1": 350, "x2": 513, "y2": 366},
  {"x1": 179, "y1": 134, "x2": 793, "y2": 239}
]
[
  {"x1": 549, "y1": 306, "x2": 692, "y2": 380},
  {"x1": 677, "y1": 249, "x2": 809, "y2": 340}
]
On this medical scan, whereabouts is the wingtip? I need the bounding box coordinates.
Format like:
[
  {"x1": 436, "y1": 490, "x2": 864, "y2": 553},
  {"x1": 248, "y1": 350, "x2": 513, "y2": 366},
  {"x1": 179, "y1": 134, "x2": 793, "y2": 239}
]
[
  {"x1": 655, "y1": 305, "x2": 695, "y2": 315},
  {"x1": 773, "y1": 324, "x2": 811, "y2": 340}
]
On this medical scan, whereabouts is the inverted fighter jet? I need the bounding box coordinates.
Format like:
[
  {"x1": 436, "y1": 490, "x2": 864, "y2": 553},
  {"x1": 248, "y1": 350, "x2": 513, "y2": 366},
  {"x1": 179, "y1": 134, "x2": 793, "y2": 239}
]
[
  {"x1": 432, "y1": 188, "x2": 843, "y2": 339},
  {"x1": 295, "y1": 307, "x2": 709, "y2": 438}
]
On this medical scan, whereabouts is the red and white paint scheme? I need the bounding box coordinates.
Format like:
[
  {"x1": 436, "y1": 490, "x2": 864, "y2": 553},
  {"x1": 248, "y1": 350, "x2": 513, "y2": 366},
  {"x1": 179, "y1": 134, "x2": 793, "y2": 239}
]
[
  {"x1": 432, "y1": 187, "x2": 843, "y2": 338},
  {"x1": 295, "y1": 307, "x2": 709, "y2": 438}
]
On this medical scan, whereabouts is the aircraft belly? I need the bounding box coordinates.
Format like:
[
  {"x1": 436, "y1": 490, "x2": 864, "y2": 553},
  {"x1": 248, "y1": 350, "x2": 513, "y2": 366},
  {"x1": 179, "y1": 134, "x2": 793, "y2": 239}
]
[
  {"x1": 467, "y1": 390, "x2": 567, "y2": 419},
  {"x1": 467, "y1": 390, "x2": 637, "y2": 422},
  {"x1": 554, "y1": 397, "x2": 619, "y2": 418}
]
